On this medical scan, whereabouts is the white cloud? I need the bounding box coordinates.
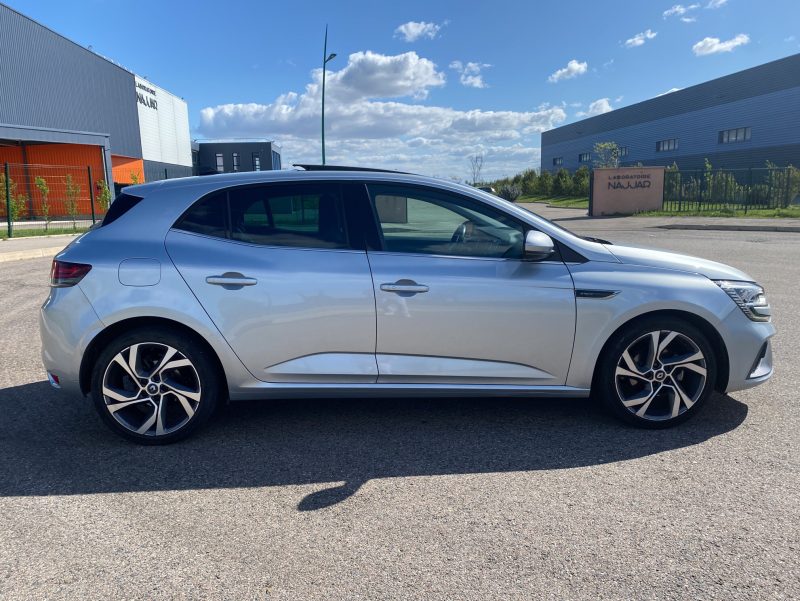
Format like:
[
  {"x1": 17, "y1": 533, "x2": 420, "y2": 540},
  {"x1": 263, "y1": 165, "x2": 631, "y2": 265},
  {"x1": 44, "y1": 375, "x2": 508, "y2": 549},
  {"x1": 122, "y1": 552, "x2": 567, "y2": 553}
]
[
  {"x1": 785, "y1": 35, "x2": 796, "y2": 42},
  {"x1": 197, "y1": 51, "x2": 566, "y2": 180},
  {"x1": 547, "y1": 59, "x2": 588, "y2": 83},
  {"x1": 706, "y1": 0, "x2": 728, "y2": 8},
  {"x1": 394, "y1": 21, "x2": 443, "y2": 42},
  {"x1": 656, "y1": 87, "x2": 683, "y2": 96},
  {"x1": 576, "y1": 98, "x2": 613, "y2": 117},
  {"x1": 624, "y1": 29, "x2": 657, "y2": 48},
  {"x1": 681, "y1": 16, "x2": 697, "y2": 22},
  {"x1": 692, "y1": 33, "x2": 750, "y2": 55},
  {"x1": 449, "y1": 60, "x2": 491, "y2": 88},
  {"x1": 322, "y1": 51, "x2": 445, "y2": 101},
  {"x1": 663, "y1": 4, "x2": 700, "y2": 18}
]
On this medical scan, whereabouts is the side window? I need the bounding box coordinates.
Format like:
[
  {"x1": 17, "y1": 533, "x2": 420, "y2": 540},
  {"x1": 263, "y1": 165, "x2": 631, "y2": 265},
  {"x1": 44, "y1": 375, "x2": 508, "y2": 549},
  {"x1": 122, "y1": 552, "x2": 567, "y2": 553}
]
[
  {"x1": 367, "y1": 184, "x2": 525, "y2": 259},
  {"x1": 228, "y1": 184, "x2": 348, "y2": 249},
  {"x1": 173, "y1": 192, "x2": 227, "y2": 238},
  {"x1": 174, "y1": 185, "x2": 349, "y2": 249}
]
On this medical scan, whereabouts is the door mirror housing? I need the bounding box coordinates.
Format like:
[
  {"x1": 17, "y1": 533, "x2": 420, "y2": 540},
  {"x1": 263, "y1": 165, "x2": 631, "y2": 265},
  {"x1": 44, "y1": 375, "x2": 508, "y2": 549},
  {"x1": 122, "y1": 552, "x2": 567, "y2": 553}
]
[{"x1": 524, "y1": 230, "x2": 555, "y2": 261}]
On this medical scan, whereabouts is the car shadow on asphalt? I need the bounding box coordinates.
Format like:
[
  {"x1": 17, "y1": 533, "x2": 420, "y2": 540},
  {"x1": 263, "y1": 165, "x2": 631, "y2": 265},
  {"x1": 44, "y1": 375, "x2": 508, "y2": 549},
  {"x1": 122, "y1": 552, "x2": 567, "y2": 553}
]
[{"x1": 0, "y1": 381, "x2": 748, "y2": 511}]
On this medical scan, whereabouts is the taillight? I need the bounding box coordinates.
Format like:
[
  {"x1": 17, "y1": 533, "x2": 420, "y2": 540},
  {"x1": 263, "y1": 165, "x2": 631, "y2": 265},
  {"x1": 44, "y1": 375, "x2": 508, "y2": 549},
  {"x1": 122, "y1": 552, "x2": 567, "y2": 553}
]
[{"x1": 50, "y1": 260, "x2": 92, "y2": 287}]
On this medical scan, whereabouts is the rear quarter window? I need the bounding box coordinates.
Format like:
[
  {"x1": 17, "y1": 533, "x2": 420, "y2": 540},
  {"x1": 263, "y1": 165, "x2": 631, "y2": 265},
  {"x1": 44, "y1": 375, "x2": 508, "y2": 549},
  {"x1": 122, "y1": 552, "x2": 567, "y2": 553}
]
[{"x1": 101, "y1": 193, "x2": 143, "y2": 226}]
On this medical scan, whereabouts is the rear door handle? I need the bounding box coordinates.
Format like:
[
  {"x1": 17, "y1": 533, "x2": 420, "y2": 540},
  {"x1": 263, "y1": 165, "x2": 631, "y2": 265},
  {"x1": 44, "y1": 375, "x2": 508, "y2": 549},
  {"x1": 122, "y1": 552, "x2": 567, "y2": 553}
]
[
  {"x1": 380, "y1": 280, "x2": 429, "y2": 295},
  {"x1": 206, "y1": 272, "x2": 258, "y2": 289}
]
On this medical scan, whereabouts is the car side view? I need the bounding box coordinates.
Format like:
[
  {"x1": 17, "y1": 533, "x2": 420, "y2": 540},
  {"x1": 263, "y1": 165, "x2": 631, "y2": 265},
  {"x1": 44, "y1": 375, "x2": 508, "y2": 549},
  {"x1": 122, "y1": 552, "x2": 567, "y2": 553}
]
[{"x1": 40, "y1": 166, "x2": 775, "y2": 444}]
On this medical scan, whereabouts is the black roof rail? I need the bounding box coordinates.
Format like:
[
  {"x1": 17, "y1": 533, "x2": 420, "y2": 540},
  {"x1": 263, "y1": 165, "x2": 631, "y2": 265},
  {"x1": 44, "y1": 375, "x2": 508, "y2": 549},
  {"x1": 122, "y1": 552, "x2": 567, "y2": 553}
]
[{"x1": 293, "y1": 164, "x2": 411, "y2": 174}]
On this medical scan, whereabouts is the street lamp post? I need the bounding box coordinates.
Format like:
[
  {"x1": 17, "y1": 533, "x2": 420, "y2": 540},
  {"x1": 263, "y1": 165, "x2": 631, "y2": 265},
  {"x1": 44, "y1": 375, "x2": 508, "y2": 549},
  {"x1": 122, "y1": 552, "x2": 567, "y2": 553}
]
[{"x1": 321, "y1": 26, "x2": 336, "y2": 165}]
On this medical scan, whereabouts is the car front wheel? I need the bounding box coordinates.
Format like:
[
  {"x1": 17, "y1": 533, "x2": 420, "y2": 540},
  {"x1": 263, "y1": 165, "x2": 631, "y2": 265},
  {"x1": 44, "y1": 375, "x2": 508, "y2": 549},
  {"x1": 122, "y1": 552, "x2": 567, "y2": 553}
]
[
  {"x1": 597, "y1": 316, "x2": 718, "y2": 428},
  {"x1": 91, "y1": 327, "x2": 220, "y2": 444}
]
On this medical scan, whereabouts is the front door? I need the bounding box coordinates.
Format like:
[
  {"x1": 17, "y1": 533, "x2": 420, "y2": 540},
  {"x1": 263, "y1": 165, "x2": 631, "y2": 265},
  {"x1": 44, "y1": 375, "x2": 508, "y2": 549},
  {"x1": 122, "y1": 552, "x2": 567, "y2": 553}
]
[
  {"x1": 165, "y1": 181, "x2": 377, "y2": 383},
  {"x1": 365, "y1": 183, "x2": 576, "y2": 386}
]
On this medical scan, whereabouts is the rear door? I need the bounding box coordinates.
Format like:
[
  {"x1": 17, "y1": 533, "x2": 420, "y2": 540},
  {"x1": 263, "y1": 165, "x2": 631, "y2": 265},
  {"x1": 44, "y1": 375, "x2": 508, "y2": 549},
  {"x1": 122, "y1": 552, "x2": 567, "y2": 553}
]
[
  {"x1": 165, "y1": 181, "x2": 378, "y2": 383},
  {"x1": 365, "y1": 183, "x2": 576, "y2": 386}
]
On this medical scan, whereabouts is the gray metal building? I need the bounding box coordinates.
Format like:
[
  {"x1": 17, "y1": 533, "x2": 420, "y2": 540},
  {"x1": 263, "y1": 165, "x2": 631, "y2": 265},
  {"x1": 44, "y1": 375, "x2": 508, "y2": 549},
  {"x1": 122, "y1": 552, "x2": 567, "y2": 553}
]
[
  {"x1": 0, "y1": 3, "x2": 193, "y2": 186},
  {"x1": 541, "y1": 53, "x2": 800, "y2": 173},
  {"x1": 194, "y1": 140, "x2": 282, "y2": 175}
]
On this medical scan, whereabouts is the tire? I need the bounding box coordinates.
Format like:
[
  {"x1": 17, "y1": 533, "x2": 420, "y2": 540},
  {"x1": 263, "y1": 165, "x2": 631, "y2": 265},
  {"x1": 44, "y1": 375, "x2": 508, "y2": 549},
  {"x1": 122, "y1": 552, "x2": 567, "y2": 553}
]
[
  {"x1": 91, "y1": 327, "x2": 221, "y2": 444},
  {"x1": 596, "y1": 316, "x2": 717, "y2": 429}
]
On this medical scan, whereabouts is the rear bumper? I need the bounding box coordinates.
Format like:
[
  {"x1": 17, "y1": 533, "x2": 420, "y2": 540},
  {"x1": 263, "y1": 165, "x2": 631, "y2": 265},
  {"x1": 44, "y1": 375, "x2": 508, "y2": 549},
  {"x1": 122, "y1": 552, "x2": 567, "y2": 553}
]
[{"x1": 39, "y1": 285, "x2": 105, "y2": 397}]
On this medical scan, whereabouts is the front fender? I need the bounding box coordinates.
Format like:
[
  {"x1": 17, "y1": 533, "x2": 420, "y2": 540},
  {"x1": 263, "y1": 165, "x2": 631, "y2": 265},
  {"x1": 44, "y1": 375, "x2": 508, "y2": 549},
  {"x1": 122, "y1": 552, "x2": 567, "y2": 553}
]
[{"x1": 565, "y1": 263, "x2": 737, "y2": 390}]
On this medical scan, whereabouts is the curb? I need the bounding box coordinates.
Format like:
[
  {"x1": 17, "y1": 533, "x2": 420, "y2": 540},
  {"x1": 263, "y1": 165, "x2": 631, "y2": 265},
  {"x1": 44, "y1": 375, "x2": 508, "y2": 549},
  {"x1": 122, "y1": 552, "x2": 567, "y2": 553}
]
[
  {"x1": 656, "y1": 224, "x2": 800, "y2": 233},
  {"x1": 0, "y1": 246, "x2": 63, "y2": 263}
]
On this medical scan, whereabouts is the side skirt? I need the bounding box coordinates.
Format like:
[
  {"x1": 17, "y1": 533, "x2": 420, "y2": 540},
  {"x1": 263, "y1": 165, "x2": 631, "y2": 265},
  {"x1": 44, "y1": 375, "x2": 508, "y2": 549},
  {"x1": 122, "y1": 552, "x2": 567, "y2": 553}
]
[{"x1": 228, "y1": 384, "x2": 592, "y2": 401}]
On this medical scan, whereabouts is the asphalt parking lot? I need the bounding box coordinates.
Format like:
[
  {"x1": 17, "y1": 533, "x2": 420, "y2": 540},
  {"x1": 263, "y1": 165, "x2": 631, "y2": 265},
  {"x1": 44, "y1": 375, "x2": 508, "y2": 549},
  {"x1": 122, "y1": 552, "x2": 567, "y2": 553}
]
[{"x1": 0, "y1": 224, "x2": 798, "y2": 600}]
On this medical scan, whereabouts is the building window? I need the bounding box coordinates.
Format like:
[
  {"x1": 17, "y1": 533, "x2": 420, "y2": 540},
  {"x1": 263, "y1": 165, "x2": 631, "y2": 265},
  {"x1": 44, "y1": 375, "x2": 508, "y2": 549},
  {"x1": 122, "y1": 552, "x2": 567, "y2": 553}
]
[
  {"x1": 656, "y1": 138, "x2": 678, "y2": 152},
  {"x1": 578, "y1": 153, "x2": 590, "y2": 163},
  {"x1": 619, "y1": 146, "x2": 628, "y2": 157},
  {"x1": 552, "y1": 157, "x2": 563, "y2": 166},
  {"x1": 215, "y1": 153, "x2": 224, "y2": 173},
  {"x1": 232, "y1": 153, "x2": 240, "y2": 172},
  {"x1": 719, "y1": 127, "x2": 751, "y2": 144},
  {"x1": 252, "y1": 154, "x2": 261, "y2": 171},
  {"x1": 272, "y1": 150, "x2": 282, "y2": 170}
]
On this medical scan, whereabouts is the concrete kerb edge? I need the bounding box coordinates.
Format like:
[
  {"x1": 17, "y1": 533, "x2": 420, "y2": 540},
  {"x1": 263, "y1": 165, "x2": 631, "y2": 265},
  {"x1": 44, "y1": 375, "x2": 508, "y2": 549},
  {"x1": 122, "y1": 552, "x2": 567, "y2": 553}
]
[
  {"x1": 0, "y1": 246, "x2": 63, "y2": 263},
  {"x1": 655, "y1": 224, "x2": 800, "y2": 233}
]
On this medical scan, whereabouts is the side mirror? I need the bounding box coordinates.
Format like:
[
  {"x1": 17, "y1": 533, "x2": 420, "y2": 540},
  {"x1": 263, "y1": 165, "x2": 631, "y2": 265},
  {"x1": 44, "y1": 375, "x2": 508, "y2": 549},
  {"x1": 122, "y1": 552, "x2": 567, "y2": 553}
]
[{"x1": 524, "y1": 230, "x2": 554, "y2": 261}]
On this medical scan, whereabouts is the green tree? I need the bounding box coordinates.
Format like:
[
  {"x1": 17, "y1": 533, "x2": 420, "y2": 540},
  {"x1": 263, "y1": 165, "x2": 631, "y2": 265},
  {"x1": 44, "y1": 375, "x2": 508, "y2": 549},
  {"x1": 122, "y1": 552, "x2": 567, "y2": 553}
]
[
  {"x1": 537, "y1": 170, "x2": 553, "y2": 196},
  {"x1": 35, "y1": 176, "x2": 51, "y2": 231},
  {"x1": 0, "y1": 173, "x2": 16, "y2": 219},
  {"x1": 10, "y1": 193, "x2": 27, "y2": 223},
  {"x1": 572, "y1": 165, "x2": 590, "y2": 197},
  {"x1": 553, "y1": 168, "x2": 573, "y2": 196},
  {"x1": 65, "y1": 173, "x2": 81, "y2": 230},
  {"x1": 592, "y1": 141, "x2": 621, "y2": 169},
  {"x1": 96, "y1": 179, "x2": 112, "y2": 212},
  {"x1": 0, "y1": 174, "x2": 26, "y2": 222}
]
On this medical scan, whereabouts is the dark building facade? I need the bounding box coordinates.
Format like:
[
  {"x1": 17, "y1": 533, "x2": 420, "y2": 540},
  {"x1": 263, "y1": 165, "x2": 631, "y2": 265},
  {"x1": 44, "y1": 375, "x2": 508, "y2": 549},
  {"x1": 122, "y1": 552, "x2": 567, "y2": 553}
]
[
  {"x1": 541, "y1": 53, "x2": 800, "y2": 172},
  {"x1": 0, "y1": 3, "x2": 193, "y2": 186},
  {"x1": 194, "y1": 141, "x2": 282, "y2": 175}
]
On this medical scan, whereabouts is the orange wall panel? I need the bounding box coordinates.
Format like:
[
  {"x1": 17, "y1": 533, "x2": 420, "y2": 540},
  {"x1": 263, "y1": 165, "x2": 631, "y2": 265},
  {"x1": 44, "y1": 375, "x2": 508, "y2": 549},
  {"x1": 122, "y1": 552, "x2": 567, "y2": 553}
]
[
  {"x1": 1, "y1": 143, "x2": 107, "y2": 219},
  {"x1": 111, "y1": 155, "x2": 145, "y2": 184}
]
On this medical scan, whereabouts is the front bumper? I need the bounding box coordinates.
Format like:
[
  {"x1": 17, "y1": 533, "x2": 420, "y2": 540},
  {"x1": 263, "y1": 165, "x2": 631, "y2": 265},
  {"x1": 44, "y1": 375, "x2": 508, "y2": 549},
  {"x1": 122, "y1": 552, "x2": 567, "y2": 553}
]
[{"x1": 722, "y1": 310, "x2": 775, "y2": 393}]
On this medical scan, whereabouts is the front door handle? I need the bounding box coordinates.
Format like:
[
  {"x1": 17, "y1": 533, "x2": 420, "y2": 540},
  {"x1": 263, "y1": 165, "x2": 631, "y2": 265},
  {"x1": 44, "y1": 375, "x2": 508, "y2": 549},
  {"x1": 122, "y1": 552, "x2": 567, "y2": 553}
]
[
  {"x1": 380, "y1": 280, "x2": 429, "y2": 295},
  {"x1": 206, "y1": 272, "x2": 258, "y2": 290}
]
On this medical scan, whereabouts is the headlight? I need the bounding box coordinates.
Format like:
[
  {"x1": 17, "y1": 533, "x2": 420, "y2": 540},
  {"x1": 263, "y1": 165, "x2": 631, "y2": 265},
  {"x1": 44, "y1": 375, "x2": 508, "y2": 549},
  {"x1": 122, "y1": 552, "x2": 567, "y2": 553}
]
[{"x1": 714, "y1": 280, "x2": 771, "y2": 322}]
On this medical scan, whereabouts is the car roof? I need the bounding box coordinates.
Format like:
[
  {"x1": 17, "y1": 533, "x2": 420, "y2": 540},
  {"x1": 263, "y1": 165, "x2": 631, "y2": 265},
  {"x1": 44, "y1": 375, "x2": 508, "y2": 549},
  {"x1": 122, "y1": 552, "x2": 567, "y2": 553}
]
[{"x1": 122, "y1": 168, "x2": 436, "y2": 196}]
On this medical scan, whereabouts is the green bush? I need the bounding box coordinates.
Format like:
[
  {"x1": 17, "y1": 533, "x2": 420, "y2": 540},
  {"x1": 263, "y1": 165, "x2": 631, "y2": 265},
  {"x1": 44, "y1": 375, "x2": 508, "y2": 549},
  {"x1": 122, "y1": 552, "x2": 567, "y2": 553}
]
[
  {"x1": 572, "y1": 165, "x2": 590, "y2": 197},
  {"x1": 552, "y1": 168, "x2": 573, "y2": 196},
  {"x1": 497, "y1": 184, "x2": 522, "y2": 202},
  {"x1": 537, "y1": 171, "x2": 553, "y2": 196}
]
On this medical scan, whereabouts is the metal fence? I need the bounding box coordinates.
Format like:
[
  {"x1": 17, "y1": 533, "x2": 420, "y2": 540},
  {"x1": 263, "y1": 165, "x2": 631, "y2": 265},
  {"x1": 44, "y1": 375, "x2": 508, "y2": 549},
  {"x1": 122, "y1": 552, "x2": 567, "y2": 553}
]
[
  {"x1": 663, "y1": 167, "x2": 800, "y2": 213},
  {"x1": 1, "y1": 163, "x2": 111, "y2": 237}
]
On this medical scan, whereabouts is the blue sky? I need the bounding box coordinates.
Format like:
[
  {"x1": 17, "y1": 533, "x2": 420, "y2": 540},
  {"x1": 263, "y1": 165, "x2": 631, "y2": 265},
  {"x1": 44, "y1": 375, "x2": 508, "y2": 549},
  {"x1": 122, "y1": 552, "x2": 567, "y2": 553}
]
[{"x1": 8, "y1": 0, "x2": 800, "y2": 179}]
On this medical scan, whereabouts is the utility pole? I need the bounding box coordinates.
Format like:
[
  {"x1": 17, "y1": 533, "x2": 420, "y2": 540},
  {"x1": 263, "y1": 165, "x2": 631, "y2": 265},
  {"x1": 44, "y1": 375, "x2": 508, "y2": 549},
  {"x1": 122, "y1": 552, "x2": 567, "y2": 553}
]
[{"x1": 321, "y1": 26, "x2": 337, "y2": 165}]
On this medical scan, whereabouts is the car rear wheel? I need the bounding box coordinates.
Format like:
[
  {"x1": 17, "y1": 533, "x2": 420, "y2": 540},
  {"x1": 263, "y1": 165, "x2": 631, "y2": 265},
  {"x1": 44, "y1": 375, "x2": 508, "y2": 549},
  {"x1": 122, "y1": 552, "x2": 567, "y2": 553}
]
[
  {"x1": 91, "y1": 327, "x2": 220, "y2": 444},
  {"x1": 597, "y1": 317, "x2": 717, "y2": 428}
]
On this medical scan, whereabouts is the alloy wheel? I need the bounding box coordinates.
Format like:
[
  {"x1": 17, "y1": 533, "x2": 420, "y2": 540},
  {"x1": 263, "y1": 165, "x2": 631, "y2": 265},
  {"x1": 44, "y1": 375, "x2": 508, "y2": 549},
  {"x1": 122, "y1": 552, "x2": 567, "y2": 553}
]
[
  {"x1": 101, "y1": 342, "x2": 202, "y2": 437},
  {"x1": 614, "y1": 330, "x2": 707, "y2": 421}
]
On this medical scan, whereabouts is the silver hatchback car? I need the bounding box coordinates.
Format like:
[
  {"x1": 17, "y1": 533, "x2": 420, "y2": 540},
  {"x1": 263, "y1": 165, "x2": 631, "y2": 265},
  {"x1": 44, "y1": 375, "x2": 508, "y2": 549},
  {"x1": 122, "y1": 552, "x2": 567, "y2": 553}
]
[{"x1": 40, "y1": 166, "x2": 774, "y2": 444}]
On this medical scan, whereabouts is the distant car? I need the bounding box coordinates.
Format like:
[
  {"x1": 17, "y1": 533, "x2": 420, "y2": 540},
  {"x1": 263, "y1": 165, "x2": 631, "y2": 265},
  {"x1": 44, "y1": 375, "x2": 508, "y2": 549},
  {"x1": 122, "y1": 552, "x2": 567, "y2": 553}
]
[
  {"x1": 41, "y1": 166, "x2": 774, "y2": 443},
  {"x1": 478, "y1": 185, "x2": 496, "y2": 194}
]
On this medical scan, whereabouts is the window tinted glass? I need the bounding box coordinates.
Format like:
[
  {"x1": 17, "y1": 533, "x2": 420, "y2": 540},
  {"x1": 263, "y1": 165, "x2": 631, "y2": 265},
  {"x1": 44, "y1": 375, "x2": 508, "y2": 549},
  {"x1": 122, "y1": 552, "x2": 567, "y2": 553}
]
[
  {"x1": 229, "y1": 185, "x2": 348, "y2": 249},
  {"x1": 367, "y1": 184, "x2": 525, "y2": 259},
  {"x1": 101, "y1": 193, "x2": 143, "y2": 226},
  {"x1": 174, "y1": 192, "x2": 228, "y2": 238}
]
